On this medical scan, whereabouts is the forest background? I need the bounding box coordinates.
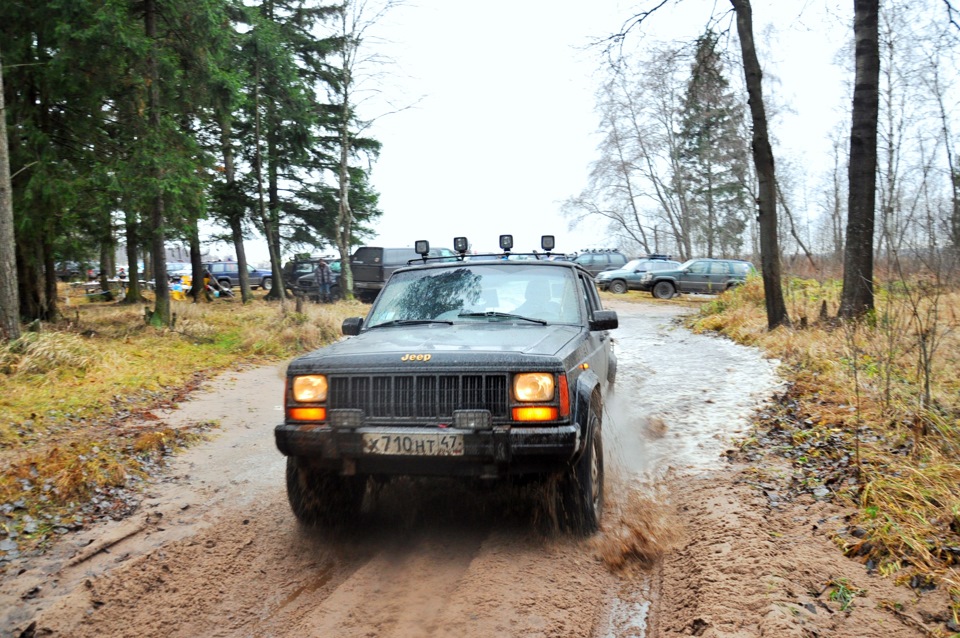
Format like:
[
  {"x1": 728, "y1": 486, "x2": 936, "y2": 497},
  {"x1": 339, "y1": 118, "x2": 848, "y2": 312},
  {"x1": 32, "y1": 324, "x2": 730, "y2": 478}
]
[{"x1": 0, "y1": 0, "x2": 959, "y2": 326}]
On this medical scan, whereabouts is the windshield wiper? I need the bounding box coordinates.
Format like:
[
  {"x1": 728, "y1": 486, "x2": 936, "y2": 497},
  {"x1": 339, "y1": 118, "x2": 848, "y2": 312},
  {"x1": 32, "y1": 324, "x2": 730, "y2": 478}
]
[
  {"x1": 369, "y1": 319, "x2": 454, "y2": 329},
  {"x1": 457, "y1": 311, "x2": 547, "y2": 325}
]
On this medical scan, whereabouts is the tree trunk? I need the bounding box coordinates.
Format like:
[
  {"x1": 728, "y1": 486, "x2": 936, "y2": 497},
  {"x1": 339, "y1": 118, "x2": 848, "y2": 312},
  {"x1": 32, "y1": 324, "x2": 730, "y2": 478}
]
[
  {"x1": 252, "y1": 58, "x2": 284, "y2": 307},
  {"x1": 123, "y1": 209, "x2": 144, "y2": 303},
  {"x1": 99, "y1": 239, "x2": 114, "y2": 300},
  {"x1": 219, "y1": 116, "x2": 252, "y2": 303},
  {"x1": 336, "y1": 116, "x2": 355, "y2": 300},
  {"x1": 0, "y1": 45, "x2": 21, "y2": 341},
  {"x1": 188, "y1": 224, "x2": 207, "y2": 303},
  {"x1": 731, "y1": 0, "x2": 789, "y2": 329},
  {"x1": 839, "y1": 0, "x2": 880, "y2": 319},
  {"x1": 145, "y1": 0, "x2": 170, "y2": 324}
]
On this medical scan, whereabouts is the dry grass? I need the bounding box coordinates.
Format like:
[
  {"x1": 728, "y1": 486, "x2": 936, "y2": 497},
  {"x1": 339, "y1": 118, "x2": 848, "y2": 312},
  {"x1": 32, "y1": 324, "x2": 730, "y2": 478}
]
[
  {"x1": 0, "y1": 291, "x2": 365, "y2": 553},
  {"x1": 689, "y1": 275, "x2": 960, "y2": 601}
]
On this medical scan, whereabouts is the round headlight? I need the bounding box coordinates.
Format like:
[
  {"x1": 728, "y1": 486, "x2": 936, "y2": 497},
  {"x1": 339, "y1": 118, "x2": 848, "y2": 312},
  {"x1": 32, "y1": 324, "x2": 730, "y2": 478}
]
[
  {"x1": 292, "y1": 375, "x2": 328, "y2": 402},
  {"x1": 514, "y1": 373, "x2": 555, "y2": 402}
]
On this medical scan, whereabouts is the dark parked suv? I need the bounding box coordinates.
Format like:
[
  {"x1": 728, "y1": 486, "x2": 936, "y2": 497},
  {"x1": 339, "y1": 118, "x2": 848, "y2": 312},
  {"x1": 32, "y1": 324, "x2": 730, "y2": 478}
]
[
  {"x1": 569, "y1": 249, "x2": 628, "y2": 277},
  {"x1": 275, "y1": 235, "x2": 618, "y2": 534},
  {"x1": 351, "y1": 245, "x2": 455, "y2": 302},
  {"x1": 205, "y1": 261, "x2": 273, "y2": 290},
  {"x1": 640, "y1": 258, "x2": 756, "y2": 299},
  {"x1": 292, "y1": 260, "x2": 343, "y2": 301},
  {"x1": 594, "y1": 255, "x2": 681, "y2": 293}
]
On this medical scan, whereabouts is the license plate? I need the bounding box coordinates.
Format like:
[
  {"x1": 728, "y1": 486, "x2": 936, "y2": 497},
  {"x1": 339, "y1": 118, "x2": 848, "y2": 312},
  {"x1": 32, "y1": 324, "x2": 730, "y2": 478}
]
[{"x1": 362, "y1": 432, "x2": 464, "y2": 456}]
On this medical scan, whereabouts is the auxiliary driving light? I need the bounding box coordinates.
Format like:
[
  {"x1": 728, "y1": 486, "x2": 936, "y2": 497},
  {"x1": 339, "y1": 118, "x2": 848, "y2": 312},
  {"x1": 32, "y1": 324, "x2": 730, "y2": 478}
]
[
  {"x1": 454, "y1": 409, "x2": 492, "y2": 430},
  {"x1": 330, "y1": 409, "x2": 364, "y2": 429}
]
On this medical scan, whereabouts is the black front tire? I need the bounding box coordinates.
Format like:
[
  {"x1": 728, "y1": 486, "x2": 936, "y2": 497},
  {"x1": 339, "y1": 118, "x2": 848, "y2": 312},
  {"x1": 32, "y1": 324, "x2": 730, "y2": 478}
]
[
  {"x1": 609, "y1": 280, "x2": 628, "y2": 295},
  {"x1": 560, "y1": 407, "x2": 604, "y2": 535},
  {"x1": 652, "y1": 281, "x2": 675, "y2": 299},
  {"x1": 262, "y1": 276, "x2": 273, "y2": 291},
  {"x1": 285, "y1": 457, "x2": 365, "y2": 527}
]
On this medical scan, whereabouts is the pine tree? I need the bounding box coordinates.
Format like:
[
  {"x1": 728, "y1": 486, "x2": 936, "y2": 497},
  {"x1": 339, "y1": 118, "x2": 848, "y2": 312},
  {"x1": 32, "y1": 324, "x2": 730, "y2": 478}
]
[{"x1": 677, "y1": 31, "x2": 751, "y2": 258}]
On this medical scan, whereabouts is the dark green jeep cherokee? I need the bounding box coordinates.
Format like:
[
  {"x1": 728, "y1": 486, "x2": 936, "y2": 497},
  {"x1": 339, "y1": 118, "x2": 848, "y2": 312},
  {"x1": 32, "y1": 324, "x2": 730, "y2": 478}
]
[{"x1": 275, "y1": 236, "x2": 618, "y2": 534}]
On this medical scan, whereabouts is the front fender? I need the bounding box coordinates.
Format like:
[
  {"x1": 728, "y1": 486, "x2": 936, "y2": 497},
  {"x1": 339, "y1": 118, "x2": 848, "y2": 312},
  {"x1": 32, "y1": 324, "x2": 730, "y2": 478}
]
[{"x1": 571, "y1": 370, "x2": 602, "y2": 456}]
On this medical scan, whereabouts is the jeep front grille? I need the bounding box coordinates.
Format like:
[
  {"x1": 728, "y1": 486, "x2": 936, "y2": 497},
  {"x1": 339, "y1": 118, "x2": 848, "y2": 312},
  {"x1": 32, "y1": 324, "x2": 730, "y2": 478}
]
[{"x1": 328, "y1": 374, "x2": 509, "y2": 422}]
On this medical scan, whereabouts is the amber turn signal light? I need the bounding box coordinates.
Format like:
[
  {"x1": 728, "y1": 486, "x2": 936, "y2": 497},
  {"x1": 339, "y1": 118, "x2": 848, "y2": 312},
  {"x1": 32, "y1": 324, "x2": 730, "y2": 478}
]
[
  {"x1": 512, "y1": 406, "x2": 558, "y2": 421},
  {"x1": 288, "y1": 407, "x2": 327, "y2": 421}
]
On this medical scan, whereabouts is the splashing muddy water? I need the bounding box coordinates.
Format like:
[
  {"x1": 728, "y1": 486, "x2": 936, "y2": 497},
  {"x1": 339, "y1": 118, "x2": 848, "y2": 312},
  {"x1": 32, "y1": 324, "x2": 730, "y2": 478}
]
[{"x1": 598, "y1": 299, "x2": 782, "y2": 637}]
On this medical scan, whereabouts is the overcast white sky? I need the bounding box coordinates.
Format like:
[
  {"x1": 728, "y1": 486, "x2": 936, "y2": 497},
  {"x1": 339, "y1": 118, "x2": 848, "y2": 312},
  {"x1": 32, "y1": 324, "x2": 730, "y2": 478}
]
[
  {"x1": 359, "y1": 0, "x2": 849, "y2": 254},
  {"x1": 233, "y1": 0, "x2": 853, "y2": 263}
]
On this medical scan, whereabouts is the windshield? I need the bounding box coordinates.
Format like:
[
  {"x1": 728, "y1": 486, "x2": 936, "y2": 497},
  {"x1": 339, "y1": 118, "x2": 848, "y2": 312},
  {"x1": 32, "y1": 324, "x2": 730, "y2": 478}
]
[
  {"x1": 365, "y1": 265, "x2": 581, "y2": 328},
  {"x1": 622, "y1": 259, "x2": 645, "y2": 271}
]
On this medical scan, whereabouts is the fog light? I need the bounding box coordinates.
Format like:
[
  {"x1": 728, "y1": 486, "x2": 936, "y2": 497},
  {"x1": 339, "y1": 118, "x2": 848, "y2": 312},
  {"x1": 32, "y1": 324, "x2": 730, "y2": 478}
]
[
  {"x1": 330, "y1": 409, "x2": 364, "y2": 429},
  {"x1": 454, "y1": 409, "x2": 492, "y2": 430}
]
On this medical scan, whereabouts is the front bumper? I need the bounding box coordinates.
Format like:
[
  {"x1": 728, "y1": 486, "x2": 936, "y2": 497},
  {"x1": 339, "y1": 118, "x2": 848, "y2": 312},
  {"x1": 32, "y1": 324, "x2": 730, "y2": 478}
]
[{"x1": 275, "y1": 423, "x2": 580, "y2": 478}]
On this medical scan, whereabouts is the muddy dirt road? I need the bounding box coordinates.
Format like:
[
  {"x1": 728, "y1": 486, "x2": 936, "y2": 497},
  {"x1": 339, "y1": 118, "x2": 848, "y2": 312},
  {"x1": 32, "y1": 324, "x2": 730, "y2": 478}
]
[{"x1": 3, "y1": 300, "x2": 949, "y2": 637}]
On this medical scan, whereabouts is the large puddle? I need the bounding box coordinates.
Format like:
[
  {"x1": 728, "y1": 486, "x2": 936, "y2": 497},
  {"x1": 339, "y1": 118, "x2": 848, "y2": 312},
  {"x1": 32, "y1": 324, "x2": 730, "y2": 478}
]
[
  {"x1": 604, "y1": 301, "x2": 782, "y2": 482},
  {"x1": 599, "y1": 300, "x2": 782, "y2": 637}
]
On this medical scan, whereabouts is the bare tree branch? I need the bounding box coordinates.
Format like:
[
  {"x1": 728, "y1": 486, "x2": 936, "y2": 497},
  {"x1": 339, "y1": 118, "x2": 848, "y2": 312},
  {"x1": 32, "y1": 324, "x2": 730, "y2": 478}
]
[
  {"x1": 606, "y1": 0, "x2": 672, "y2": 45},
  {"x1": 944, "y1": 0, "x2": 960, "y2": 31},
  {"x1": 775, "y1": 178, "x2": 818, "y2": 271}
]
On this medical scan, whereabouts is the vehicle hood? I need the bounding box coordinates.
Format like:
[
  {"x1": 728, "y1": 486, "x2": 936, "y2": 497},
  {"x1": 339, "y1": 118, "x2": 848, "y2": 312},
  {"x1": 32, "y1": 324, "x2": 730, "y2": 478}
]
[
  {"x1": 289, "y1": 323, "x2": 581, "y2": 373},
  {"x1": 595, "y1": 268, "x2": 632, "y2": 279}
]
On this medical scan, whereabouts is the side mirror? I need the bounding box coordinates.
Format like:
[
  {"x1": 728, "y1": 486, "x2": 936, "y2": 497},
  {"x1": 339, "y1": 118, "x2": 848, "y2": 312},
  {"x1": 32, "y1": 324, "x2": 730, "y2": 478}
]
[
  {"x1": 342, "y1": 317, "x2": 364, "y2": 335},
  {"x1": 589, "y1": 310, "x2": 618, "y2": 331}
]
